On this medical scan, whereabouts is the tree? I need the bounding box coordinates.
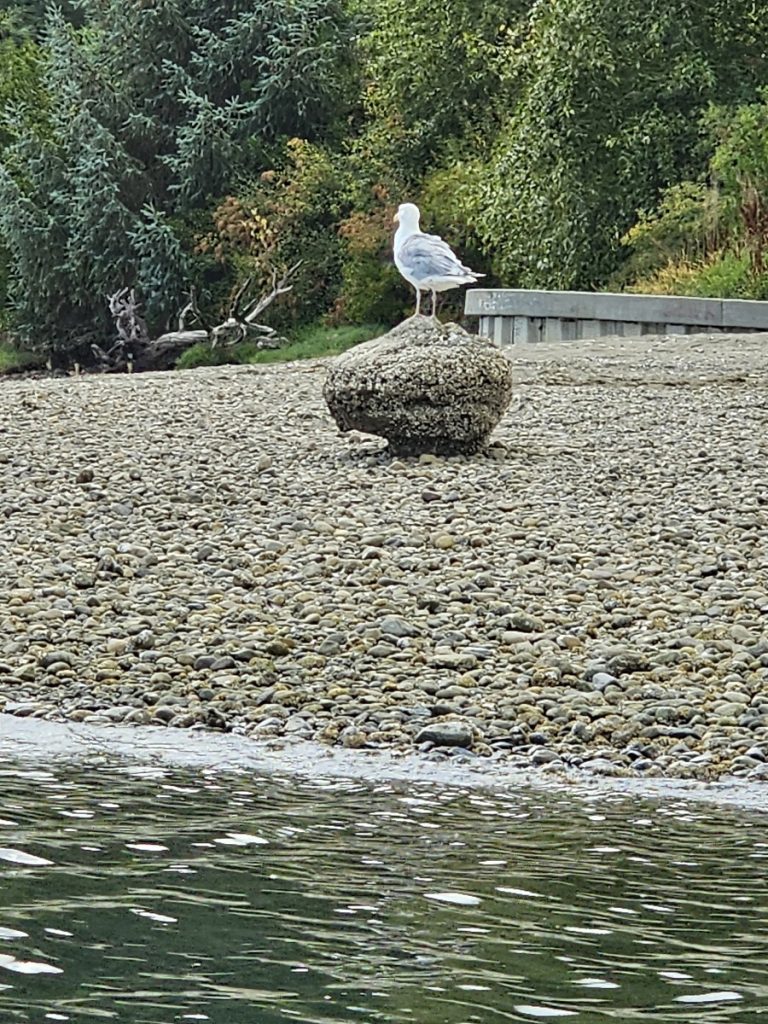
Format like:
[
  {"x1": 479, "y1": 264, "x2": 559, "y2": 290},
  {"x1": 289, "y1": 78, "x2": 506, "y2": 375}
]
[
  {"x1": 0, "y1": 0, "x2": 357, "y2": 362},
  {"x1": 708, "y1": 95, "x2": 768, "y2": 276},
  {"x1": 470, "y1": 0, "x2": 768, "y2": 290},
  {"x1": 0, "y1": 11, "x2": 46, "y2": 145},
  {"x1": 347, "y1": 0, "x2": 528, "y2": 196},
  {"x1": 617, "y1": 92, "x2": 768, "y2": 299},
  {"x1": 325, "y1": 0, "x2": 531, "y2": 323},
  {"x1": 0, "y1": 10, "x2": 48, "y2": 314}
]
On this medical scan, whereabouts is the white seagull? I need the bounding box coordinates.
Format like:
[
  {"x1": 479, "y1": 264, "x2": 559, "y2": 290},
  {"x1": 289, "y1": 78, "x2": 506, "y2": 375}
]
[{"x1": 393, "y1": 202, "x2": 484, "y2": 318}]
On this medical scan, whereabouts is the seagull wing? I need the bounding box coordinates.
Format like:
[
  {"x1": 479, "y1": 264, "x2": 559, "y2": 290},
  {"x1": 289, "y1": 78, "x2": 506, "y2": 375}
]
[{"x1": 397, "y1": 231, "x2": 479, "y2": 280}]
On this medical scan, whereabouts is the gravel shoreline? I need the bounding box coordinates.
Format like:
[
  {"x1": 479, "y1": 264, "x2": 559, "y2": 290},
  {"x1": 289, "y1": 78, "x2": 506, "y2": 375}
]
[
  {"x1": 1, "y1": 332, "x2": 767, "y2": 783},
  {"x1": 6, "y1": 713, "x2": 768, "y2": 814}
]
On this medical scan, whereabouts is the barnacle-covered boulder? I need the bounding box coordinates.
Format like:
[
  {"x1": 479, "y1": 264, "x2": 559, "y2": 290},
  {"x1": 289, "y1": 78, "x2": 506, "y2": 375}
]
[{"x1": 323, "y1": 316, "x2": 513, "y2": 456}]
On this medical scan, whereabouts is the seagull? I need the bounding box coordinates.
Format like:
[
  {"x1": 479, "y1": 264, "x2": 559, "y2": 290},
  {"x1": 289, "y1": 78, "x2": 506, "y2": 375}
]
[{"x1": 393, "y1": 202, "x2": 484, "y2": 318}]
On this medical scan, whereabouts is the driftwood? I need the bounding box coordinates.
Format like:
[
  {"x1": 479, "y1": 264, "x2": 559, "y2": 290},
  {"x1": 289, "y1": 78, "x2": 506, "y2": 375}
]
[
  {"x1": 101, "y1": 290, "x2": 200, "y2": 372},
  {"x1": 208, "y1": 262, "x2": 301, "y2": 348},
  {"x1": 104, "y1": 263, "x2": 301, "y2": 372},
  {"x1": 95, "y1": 288, "x2": 151, "y2": 371}
]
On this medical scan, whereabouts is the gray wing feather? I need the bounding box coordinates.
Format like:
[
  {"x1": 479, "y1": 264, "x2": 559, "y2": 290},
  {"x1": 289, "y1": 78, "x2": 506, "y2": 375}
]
[{"x1": 398, "y1": 232, "x2": 475, "y2": 278}]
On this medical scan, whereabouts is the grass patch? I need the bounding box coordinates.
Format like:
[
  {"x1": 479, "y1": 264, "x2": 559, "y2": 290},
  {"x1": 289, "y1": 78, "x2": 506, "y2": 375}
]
[
  {"x1": 246, "y1": 323, "x2": 387, "y2": 365},
  {"x1": 175, "y1": 338, "x2": 265, "y2": 371},
  {"x1": 175, "y1": 323, "x2": 388, "y2": 371},
  {"x1": 0, "y1": 339, "x2": 42, "y2": 374}
]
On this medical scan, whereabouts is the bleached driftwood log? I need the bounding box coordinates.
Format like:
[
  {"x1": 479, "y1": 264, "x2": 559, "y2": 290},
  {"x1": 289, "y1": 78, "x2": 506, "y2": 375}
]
[
  {"x1": 104, "y1": 263, "x2": 301, "y2": 372},
  {"x1": 95, "y1": 288, "x2": 152, "y2": 371},
  {"x1": 208, "y1": 262, "x2": 302, "y2": 348}
]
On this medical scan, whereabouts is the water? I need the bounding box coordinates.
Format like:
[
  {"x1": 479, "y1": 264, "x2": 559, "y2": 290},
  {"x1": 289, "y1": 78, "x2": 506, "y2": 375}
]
[{"x1": 1, "y1": 758, "x2": 768, "y2": 1023}]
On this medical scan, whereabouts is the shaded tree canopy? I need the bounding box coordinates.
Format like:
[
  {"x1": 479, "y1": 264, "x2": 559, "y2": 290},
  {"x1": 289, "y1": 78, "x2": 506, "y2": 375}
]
[
  {"x1": 1, "y1": 0, "x2": 768, "y2": 364},
  {"x1": 0, "y1": 0, "x2": 357, "y2": 356},
  {"x1": 471, "y1": 0, "x2": 768, "y2": 289}
]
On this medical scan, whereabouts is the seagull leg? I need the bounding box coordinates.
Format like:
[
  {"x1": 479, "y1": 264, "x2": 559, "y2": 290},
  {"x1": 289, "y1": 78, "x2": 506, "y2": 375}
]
[
  {"x1": 415, "y1": 288, "x2": 422, "y2": 316},
  {"x1": 431, "y1": 290, "x2": 439, "y2": 320}
]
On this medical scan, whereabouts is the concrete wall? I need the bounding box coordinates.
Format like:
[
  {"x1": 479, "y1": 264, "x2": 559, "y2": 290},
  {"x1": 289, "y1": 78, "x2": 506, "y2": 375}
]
[{"x1": 465, "y1": 289, "x2": 768, "y2": 344}]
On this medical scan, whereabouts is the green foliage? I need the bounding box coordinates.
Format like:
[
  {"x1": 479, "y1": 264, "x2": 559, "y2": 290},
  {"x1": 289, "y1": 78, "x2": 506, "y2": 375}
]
[
  {"x1": 332, "y1": 201, "x2": 407, "y2": 323},
  {"x1": 329, "y1": 0, "x2": 529, "y2": 327},
  {"x1": 335, "y1": 253, "x2": 405, "y2": 324},
  {"x1": 0, "y1": 15, "x2": 46, "y2": 147},
  {"x1": 247, "y1": 322, "x2": 387, "y2": 363},
  {"x1": 174, "y1": 338, "x2": 265, "y2": 370},
  {"x1": 329, "y1": 157, "x2": 495, "y2": 327},
  {"x1": 202, "y1": 139, "x2": 347, "y2": 330},
  {"x1": 619, "y1": 89, "x2": 768, "y2": 296},
  {"x1": 0, "y1": 336, "x2": 40, "y2": 373},
  {"x1": 685, "y1": 251, "x2": 763, "y2": 296},
  {"x1": 175, "y1": 322, "x2": 386, "y2": 369},
  {"x1": 471, "y1": 0, "x2": 768, "y2": 290},
  {"x1": 5, "y1": 0, "x2": 768, "y2": 354},
  {"x1": 336, "y1": 0, "x2": 529, "y2": 329},
  {"x1": 0, "y1": 0, "x2": 358, "y2": 360},
  {"x1": 0, "y1": 2, "x2": 80, "y2": 37},
  {"x1": 0, "y1": 11, "x2": 48, "y2": 312},
  {"x1": 706, "y1": 93, "x2": 768, "y2": 274},
  {"x1": 0, "y1": 87, "x2": 152, "y2": 356},
  {"x1": 347, "y1": 0, "x2": 525, "y2": 192},
  {"x1": 709, "y1": 99, "x2": 768, "y2": 206},
  {"x1": 610, "y1": 182, "x2": 720, "y2": 288},
  {"x1": 628, "y1": 250, "x2": 768, "y2": 299},
  {"x1": 420, "y1": 160, "x2": 493, "y2": 287}
]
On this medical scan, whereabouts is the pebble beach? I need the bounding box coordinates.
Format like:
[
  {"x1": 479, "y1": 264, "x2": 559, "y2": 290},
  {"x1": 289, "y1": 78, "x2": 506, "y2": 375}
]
[{"x1": 1, "y1": 332, "x2": 767, "y2": 783}]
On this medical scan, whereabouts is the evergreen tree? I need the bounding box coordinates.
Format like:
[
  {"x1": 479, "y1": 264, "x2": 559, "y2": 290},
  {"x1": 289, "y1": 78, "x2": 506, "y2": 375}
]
[{"x1": 0, "y1": 0, "x2": 356, "y2": 360}]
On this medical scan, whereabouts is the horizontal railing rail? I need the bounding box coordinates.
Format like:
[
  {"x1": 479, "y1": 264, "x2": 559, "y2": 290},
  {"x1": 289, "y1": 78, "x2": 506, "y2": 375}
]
[{"x1": 465, "y1": 289, "x2": 768, "y2": 344}]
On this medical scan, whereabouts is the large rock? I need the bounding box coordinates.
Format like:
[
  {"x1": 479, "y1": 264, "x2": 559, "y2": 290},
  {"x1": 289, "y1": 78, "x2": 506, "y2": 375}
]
[{"x1": 323, "y1": 316, "x2": 513, "y2": 455}]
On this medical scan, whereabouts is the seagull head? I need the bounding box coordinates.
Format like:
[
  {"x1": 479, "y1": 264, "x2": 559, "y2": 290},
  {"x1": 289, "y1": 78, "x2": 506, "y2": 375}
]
[{"x1": 394, "y1": 203, "x2": 421, "y2": 229}]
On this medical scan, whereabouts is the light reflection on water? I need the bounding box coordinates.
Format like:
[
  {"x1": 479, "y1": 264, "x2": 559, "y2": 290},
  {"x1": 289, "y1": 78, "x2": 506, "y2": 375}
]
[{"x1": 0, "y1": 761, "x2": 767, "y2": 1022}]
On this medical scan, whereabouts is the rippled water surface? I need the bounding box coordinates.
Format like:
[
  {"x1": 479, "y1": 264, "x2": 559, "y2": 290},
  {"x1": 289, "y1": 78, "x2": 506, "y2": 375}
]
[{"x1": 1, "y1": 757, "x2": 768, "y2": 1023}]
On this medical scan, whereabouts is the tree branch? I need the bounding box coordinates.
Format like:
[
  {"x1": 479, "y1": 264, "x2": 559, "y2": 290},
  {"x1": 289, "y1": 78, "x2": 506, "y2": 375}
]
[{"x1": 241, "y1": 260, "x2": 302, "y2": 324}]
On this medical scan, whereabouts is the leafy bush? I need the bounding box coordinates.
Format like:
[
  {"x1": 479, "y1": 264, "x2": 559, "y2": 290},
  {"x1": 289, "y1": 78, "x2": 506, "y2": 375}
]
[
  {"x1": 0, "y1": 2, "x2": 80, "y2": 37},
  {"x1": 0, "y1": 13, "x2": 47, "y2": 147},
  {"x1": 331, "y1": 167, "x2": 492, "y2": 326},
  {"x1": 0, "y1": 12, "x2": 48, "y2": 314},
  {"x1": 199, "y1": 139, "x2": 347, "y2": 331},
  {"x1": 707, "y1": 94, "x2": 768, "y2": 274},
  {"x1": 619, "y1": 89, "x2": 768, "y2": 297},
  {"x1": 332, "y1": 199, "x2": 408, "y2": 324},
  {"x1": 323, "y1": 0, "x2": 527, "y2": 328},
  {"x1": 628, "y1": 250, "x2": 768, "y2": 298},
  {"x1": 610, "y1": 182, "x2": 721, "y2": 289},
  {"x1": 0, "y1": 335, "x2": 41, "y2": 373},
  {"x1": 346, "y1": 0, "x2": 524, "y2": 192}
]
